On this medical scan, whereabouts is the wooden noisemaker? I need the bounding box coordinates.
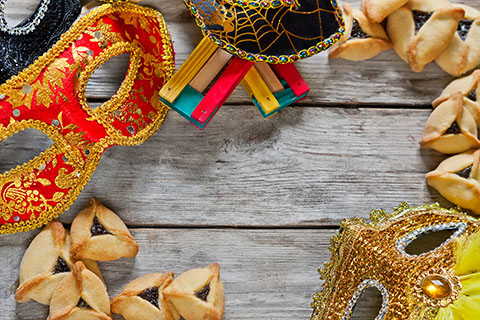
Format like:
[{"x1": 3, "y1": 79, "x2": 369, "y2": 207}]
[
  {"x1": 159, "y1": 37, "x2": 254, "y2": 130},
  {"x1": 241, "y1": 63, "x2": 310, "y2": 118},
  {"x1": 160, "y1": 37, "x2": 309, "y2": 129}
]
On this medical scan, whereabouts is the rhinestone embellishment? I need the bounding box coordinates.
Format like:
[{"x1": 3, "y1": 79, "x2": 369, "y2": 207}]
[
  {"x1": 22, "y1": 84, "x2": 32, "y2": 94},
  {"x1": 0, "y1": 0, "x2": 51, "y2": 35},
  {"x1": 127, "y1": 125, "x2": 135, "y2": 134},
  {"x1": 396, "y1": 222, "x2": 467, "y2": 257},
  {"x1": 422, "y1": 275, "x2": 452, "y2": 300}
]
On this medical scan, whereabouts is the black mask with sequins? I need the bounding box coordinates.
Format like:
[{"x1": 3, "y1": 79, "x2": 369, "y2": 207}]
[{"x1": 0, "y1": 0, "x2": 81, "y2": 84}]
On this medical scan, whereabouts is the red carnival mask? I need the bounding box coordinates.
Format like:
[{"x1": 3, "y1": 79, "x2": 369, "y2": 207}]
[{"x1": 0, "y1": 2, "x2": 174, "y2": 234}]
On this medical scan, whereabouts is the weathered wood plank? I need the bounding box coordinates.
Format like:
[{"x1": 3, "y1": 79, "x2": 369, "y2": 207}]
[
  {"x1": 0, "y1": 106, "x2": 450, "y2": 227},
  {"x1": 5, "y1": 0, "x2": 479, "y2": 105},
  {"x1": 2, "y1": 228, "x2": 385, "y2": 320}
]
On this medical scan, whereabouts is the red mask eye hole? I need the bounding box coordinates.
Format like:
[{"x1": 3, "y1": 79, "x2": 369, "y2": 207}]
[
  {"x1": 85, "y1": 52, "x2": 130, "y2": 106},
  {"x1": 0, "y1": 128, "x2": 54, "y2": 175}
]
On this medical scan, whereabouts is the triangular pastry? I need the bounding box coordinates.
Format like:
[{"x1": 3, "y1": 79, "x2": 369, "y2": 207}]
[
  {"x1": 15, "y1": 220, "x2": 102, "y2": 305},
  {"x1": 70, "y1": 198, "x2": 138, "y2": 261},
  {"x1": 436, "y1": 5, "x2": 480, "y2": 76},
  {"x1": 48, "y1": 261, "x2": 112, "y2": 320},
  {"x1": 427, "y1": 149, "x2": 480, "y2": 214},
  {"x1": 163, "y1": 263, "x2": 225, "y2": 320},
  {"x1": 433, "y1": 69, "x2": 480, "y2": 108},
  {"x1": 329, "y1": 3, "x2": 392, "y2": 61},
  {"x1": 420, "y1": 92, "x2": 480, "y2": 154},
  {"x1": 362, "y1": 0, "x2": 409, "y2": 23},
  {"x1": 387, "y1": 0, "x2": 464, "y2": 72},
  {"x1": 111, "y1": 272, "x2": 175, "y2": 320}
]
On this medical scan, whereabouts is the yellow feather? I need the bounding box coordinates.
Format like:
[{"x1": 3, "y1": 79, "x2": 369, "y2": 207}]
[
  {"x1": 455, "y1": 231, "x2": 480, "y2": 276},
  {"x1": 434, "y1": 232, "x2": 480, "y2": 320}
]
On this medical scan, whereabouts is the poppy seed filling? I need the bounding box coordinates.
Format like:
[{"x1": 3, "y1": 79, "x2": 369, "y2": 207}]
[
  {"x1": 53, "y1": 257, "x2": 70, "y2": 274},
  {"x1": 77, "y1": 297, "x2": 91, "y2": 309},
  {"x1": 468, "y1": 90, "x2": 477, "y2": 101},
  {"x1": 456, "y1": 165, "x2": 472, "y2": 179},
  {"x1": 350, "y1": 19, "x2": 369, "y2": 39},
  {"x1": 195, "y1": 283, "x2": 210, "y2": 301},
  {"x1": 91, "y1": 216, "x2": 110, "y2": 236},
  {"x1": 138, "y1": 287, "x2": 160, "y2": 308},
  {"x1": 458, "y1": 19, "x2": 473, "y2": 41},
  {"x1": 445, "y1": 122, "x2": 461, "y2": 135},
  {"x1": 413, "y1": 11, "x2": 433, "y2": 33}
]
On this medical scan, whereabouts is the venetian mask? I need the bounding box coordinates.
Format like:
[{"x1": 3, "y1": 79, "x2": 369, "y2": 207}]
[
  {"x1": 0, "y1": 2, "x2": 174, "y2": 234},
  {"x1": 0, "y1": 0, "x2": 81, "y2": 83},
  {"x1": 312, "y1": 203, "x2": 480, "y2": 320}
]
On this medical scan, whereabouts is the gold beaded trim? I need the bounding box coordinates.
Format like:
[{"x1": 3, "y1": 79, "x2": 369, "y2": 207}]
[
  {"x1": 76, "y1": 42, "x2": 143, "y2": 144},
  {"x1": 0, "y1": 3, "x2": 175, "y2": 234}
]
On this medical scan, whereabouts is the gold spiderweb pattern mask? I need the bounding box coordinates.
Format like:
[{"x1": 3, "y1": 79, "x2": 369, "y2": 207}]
[{"x1": 186, "y1": 0, "x2": 345, "y2": 63}]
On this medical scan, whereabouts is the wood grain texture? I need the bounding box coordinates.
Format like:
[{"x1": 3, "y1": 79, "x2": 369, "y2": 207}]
[
  {"x1": 0, "y1": 106, "x2": 450, "y2": 227},
  {"x1": 1, "y1": 1, "x2": 479, "y2": 319},
  {"x1": 2, "y1": 228, "x2": 385, "y2": 320}
]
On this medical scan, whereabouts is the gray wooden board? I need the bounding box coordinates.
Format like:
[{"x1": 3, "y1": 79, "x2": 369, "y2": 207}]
[
  {"x1": 2, "y1": 228, "x2": 387, "y2": 320},
  {"x1": 0, "y1": 106, "x2": 450, "y2": 227},
  {"x1": 1, "y1": 0, "x2": 479, "y2": 319}
]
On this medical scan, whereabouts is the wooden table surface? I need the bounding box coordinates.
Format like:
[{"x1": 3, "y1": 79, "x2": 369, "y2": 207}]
[{"x1": 1, "y1": 0, "x2": 478, "y2": 319}]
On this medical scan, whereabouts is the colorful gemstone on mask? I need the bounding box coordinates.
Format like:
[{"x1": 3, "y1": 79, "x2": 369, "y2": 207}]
[
  {"x1": 22, "y1": 84, "x2": 32, "y2": 94},
  {"x1": 422, "y1": 275, "x2": 452, "y2": 300}
]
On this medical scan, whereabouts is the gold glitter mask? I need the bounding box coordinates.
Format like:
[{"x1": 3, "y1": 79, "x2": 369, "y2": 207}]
[{"x1": 311, "y1": 203, "x2": 480, "y2": 320}]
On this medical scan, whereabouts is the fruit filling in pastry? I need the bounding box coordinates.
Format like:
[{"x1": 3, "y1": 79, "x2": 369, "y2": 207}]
[
  {"x1": 111, "y1": 272, "x2": 175, "y2": 320},
  {"x1": 445, "y1": 122, "x2": 461, "y2": 134},
  {"x1": 70, "y1": 198, "x2": 139, "y2": 261},
  {"x1": 456, "y1": 165, "x2": 472, "y2": 178},
  {"x1": 458, "y1": 19, "x2": 473, "y2": 40},
  {"x1": 195, "y1": 284, "x2": 210, "y2": 301},
  {"x1": 91, "y1": 217, "x2": 111, "y2": 236},
  {"x1": 329, "y1": 3, "x2": 391, "y2": 61},
  {"x1": 469, "y1": 90, "x2": 477, "y2": 101},
  {"x1": 53, "y1": 257, "x2": 70, "y2": 274},
  {"x1": 77, "y1": 297, "x2": 91, "y2": 309},
  {"x1": 15, "y1": 221, "x2": 103, "y2": 305},
  {"x1": 413, "y1": 11, "x2": 433, "y2": 33},
  {"x1": 350, "y1": 20, "x2": 369, "y2": 39},
  {"x1": 138, "y1": 287, "x2": 160, "y2": 308}
]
